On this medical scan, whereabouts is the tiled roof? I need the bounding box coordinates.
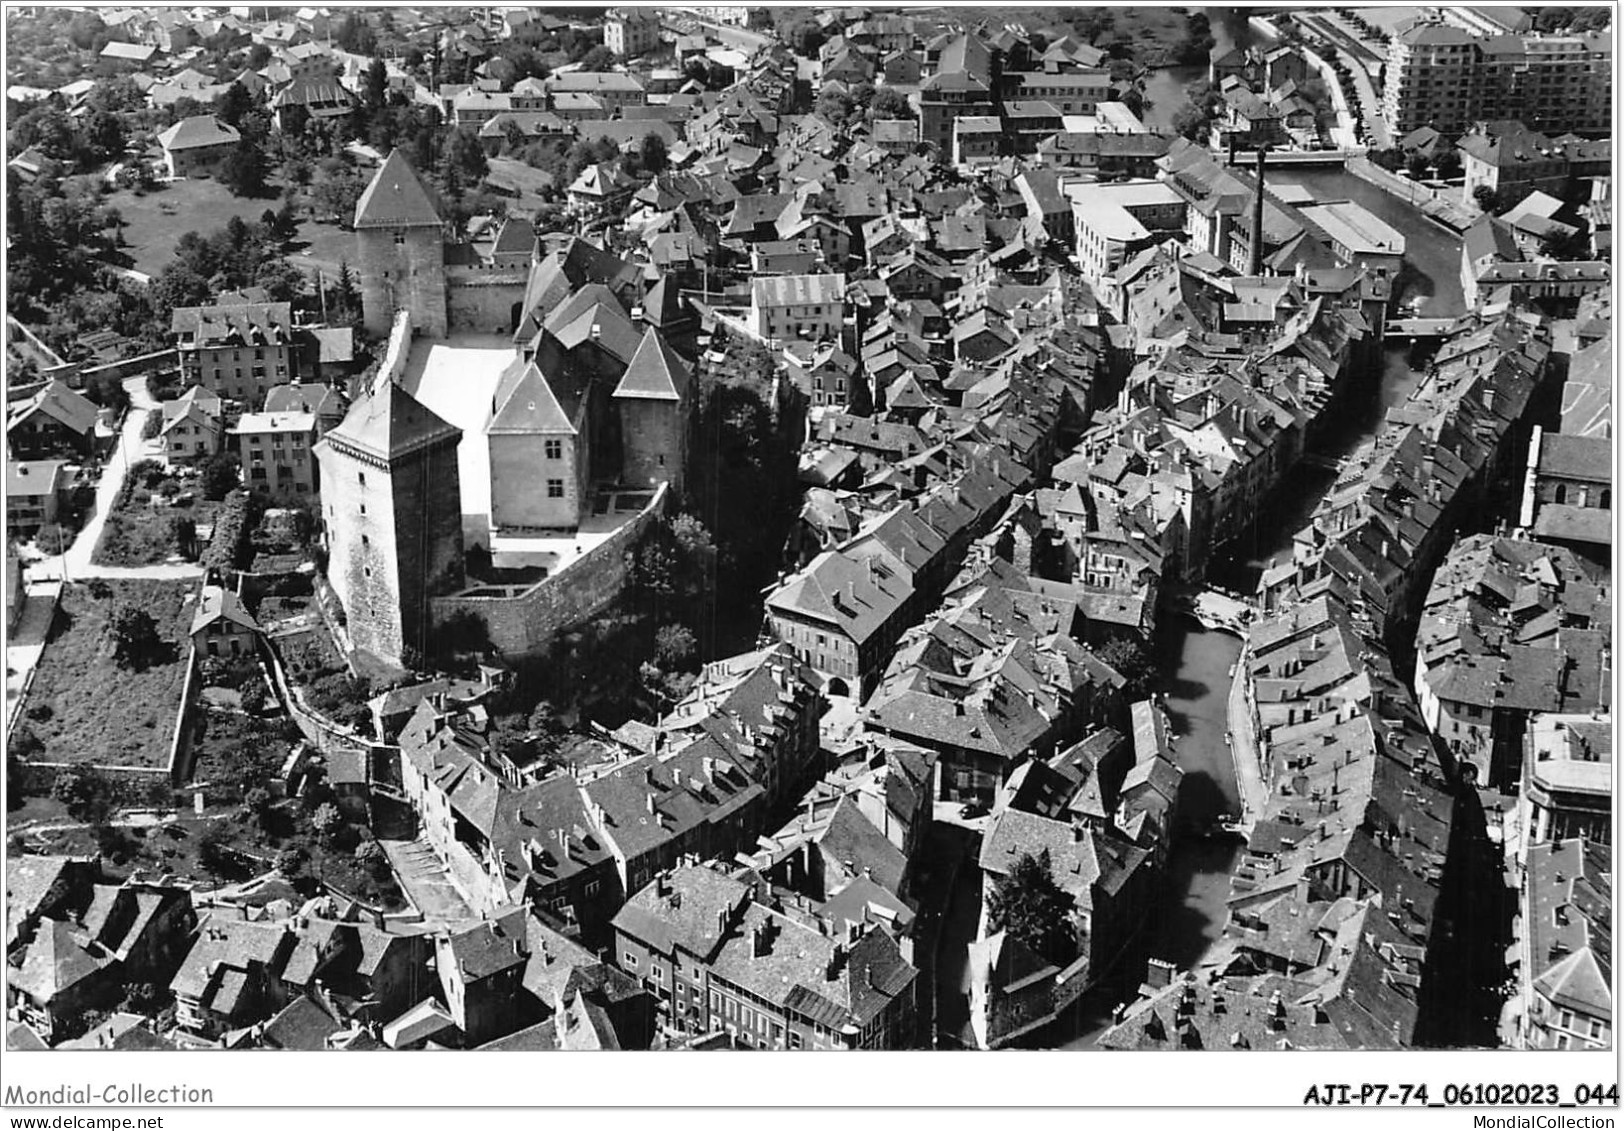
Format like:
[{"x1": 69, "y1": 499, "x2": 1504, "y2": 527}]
[
  {"x1": 319, "y1": 381, "x2": 461, "y2": 465},
  {"x1": 156, "y1": 114, "x2": 239, "y2": 152},
  {"x1": 613, "y1": 327, "x2": 689, "y2": 402},
  {"x1": 353, "y1": 150, "x2": 442, "y2": 229},
  {"x1": 489, "y1": 356, "x2": 576, "y2": 435}
]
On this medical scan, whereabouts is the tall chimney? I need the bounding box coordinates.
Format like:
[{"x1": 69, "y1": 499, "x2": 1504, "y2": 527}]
[{"x1": 1248, "y1": 147, "x2": 1267, "y2": 277}]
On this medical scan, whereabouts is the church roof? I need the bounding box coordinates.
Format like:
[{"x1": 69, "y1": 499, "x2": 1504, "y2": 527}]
[
  {"x1": 614, "y1": 327, "x2": 689, "y2": 402},
  {"x1": 320, "y1": 381, "x2": 461, "y2": 464},
  {"x1": 489, "y1": 356, "x2": 576, "y2": 435},
  {"x1": 354, "y1": 150, "x2": 442, "y2": 229}
]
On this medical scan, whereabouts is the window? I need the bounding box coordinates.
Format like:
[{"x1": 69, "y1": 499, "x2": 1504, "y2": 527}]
[
  {"x1": 394, "y1": 230, "x2": 406, "y2": 245},
  {"x1": 544, "y1": 439, "x2": 563, "y2": 460},
  {"x1": 547, "y1": 479, "x2": 565, "y2": 498},
  {"x1": 623, "y1": 951, "x2": 639, "y2": 969},
  {"x1": 358, "y1": 472, "x2": 366, "y2": 485}
]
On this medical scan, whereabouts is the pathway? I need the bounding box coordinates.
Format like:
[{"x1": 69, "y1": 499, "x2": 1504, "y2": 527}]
[
  {"x1": 1226, "y1": 642, "x2": 1268, "y2": 828},
  {"x1": 25, "y1": 374, "x2": 205, "y2": 586},
  {"x1": 5, "y1": 580, "x2": 62, "y2": 736}
]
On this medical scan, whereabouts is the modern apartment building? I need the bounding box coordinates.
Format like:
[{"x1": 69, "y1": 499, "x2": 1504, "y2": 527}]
[{"x1": 1382, "y1": 19, "x2": 1611, "y2": 136}]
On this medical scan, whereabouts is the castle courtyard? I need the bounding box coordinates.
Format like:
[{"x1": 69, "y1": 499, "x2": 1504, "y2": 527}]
[{"x1": 398, "y1": 333, "x2": 512, "y2": 547}]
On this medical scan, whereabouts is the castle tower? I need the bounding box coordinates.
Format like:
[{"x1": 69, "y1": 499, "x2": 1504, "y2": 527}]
[
  {"x1": 354, "y1": 150, "x2": 449, "y2": 339},
  {"x1": 613, "y1": 325, "x2": 690, "y2": 495},
  {"x1": 315, "y1": 377, "x2": 464, "y2": 666},
  {"x1": 487, "y1": 355, "x2": 588, "y2": 532}
]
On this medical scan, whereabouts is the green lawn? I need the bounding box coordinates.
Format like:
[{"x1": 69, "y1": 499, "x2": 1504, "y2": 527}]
[
  {"x1": 107, "y1": 177, "x2": 359, "y2": 282},
  {"x1": 22, "y1": 579, "x2": 195, "y2": 770}
]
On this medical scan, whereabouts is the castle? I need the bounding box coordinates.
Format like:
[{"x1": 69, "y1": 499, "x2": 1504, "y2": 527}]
[{"x1": 319, "y1": 151, "x2": 696, "y2": 666}]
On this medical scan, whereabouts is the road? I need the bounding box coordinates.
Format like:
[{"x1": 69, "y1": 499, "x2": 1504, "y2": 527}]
[
  {"x1": 1342, "y1": 54, "x2": 1390, "y2": 150},
  {"x1": 1225, "y1": 641, "x2": 1268, "y2": 828},
  {"x1": 5, "y1": 580, "x2": 62, "y2": 736},
  {"x1": 25, "y1": 374, "x2": 205, "y2": 585}
]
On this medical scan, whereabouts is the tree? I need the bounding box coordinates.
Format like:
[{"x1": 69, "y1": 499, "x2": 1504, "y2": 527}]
[
  {"x1": 579, "y1": 45, "x2": 617, "y2": 72},
  {"x1": 1533, "y1": 6, "x2": 1576, "y2": 31},
  {"x1": 52, "y1": 764, "x2": 116, "y2": 826},
  {"x1": 197, "y1": 823, "x2": 232, "y2": 876},
  {"x1": 275, "y1": 196, "x2": 299, "y2": 239},
  {"x1": 868, "y1": 87, "x2": 914, "y2": 120},
  {"x1": 1472, "y1": 184, "x2": 1501, "y2": 214},
  {"x1": 110, "y1": 605, "x2": 163, "y2": 671},
  {"x1": 171, "y1": 515, "x2": 198, "y2": 559},
  {"x1": 244, "y1": 785, "x2": 275, "y2": 827},
  {"x1": 12, "y1": 724, "x2": 44, "y2": 762},
  {"x1": 275, "y1": 845, "x2": 309, "y2": 879},
  {"x1": 1434, "y1": 149, "x2": 1462, "y2": 180},
  {"x1": 201, "y1": 452, "x2": 240, "y2": 501},
  {"x1": 149, "y1": 262, "x2": 212, "y2": 325},
  {"x1": 1171, "y1": 102, "x2": 1211, "y2": 143},
  {"x1": 216, "y1": 82, "x2": 254, "y2": 129},
  {"x1": 441, "y1": 126, "x2": 489, "y2": 190},
  {"x1": 310, "y1": 802, "x2": 343, "y2": 845},
  {"x1": 240, "y1": 679, "x2": 268, "y2": 716},
  {"x1": 363, "y1": 57, "x2": 389, "y2": 120},
  {"x1": 816, "y1": 87, "x2": 857, "y2": 127},
  {"x1": 219, "y1": 139, "x2": 270, "y2": 198},
  {"x1": 1406, "y1": 152, "x2": 1431, "y2": 179},
  {"x1": 986, "y1": 849, "x2": 1076, "y2": 966},
  {"x1": 654, "y1": 623, "x2": 697, "y2": 670},
  {"x1": 120, "y1": 982, "x2": 162, "y2": 1015},
  {"x1": 1095, "y1": 636, "x2": 1158, "y2": 702},
  {"x1": 35, "y1": 525, "x2": 72, "y2": 556},
  {"x1": 782, "y1": 18, "x2": 826, "y2": 56},
  {"x1": 637, "y1": 131, "x2": 669, "y2": 174}
]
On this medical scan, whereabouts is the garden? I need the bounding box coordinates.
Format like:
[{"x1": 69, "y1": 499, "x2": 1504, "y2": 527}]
[
  {"x1": 91, "y1": 458, "x2": 223, "y2": 568},
  {"x1": 14, "y1": 578, "x2": 194, "y2": 770}
]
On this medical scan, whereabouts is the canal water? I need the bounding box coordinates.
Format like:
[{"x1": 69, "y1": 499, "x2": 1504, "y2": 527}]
[
  {"x1": 1266, "y1": 169, "x2": 1469, "y2": 318},
  {"x1": 1053, "y1": 174, "x2": 1457, "y2": 1048},
  {"x1": 1140, "y1": 9, "x2": 1273, "y2": 133}
]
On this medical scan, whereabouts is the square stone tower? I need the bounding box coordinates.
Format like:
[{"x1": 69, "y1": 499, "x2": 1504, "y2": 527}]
[
  {"x1": 354, "y1": 150, "x2": 448, "y2": 339},
  {"x1": 315, "y1": 377, "x2": 464, "y2": 666},
  {"x1": 614, "y1": 325, "x2": 690, "y2": 495}
]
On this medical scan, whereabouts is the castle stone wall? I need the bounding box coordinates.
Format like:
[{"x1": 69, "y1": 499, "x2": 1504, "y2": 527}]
[
  {"x1": 431, "y1": 483, "x2": 667, "y2": 657},
  {"x1": 445, "y1": 266, "x2": 527, "y2": 335},
  {"x1": 359, "y1": 225, "x2": 448, "y2": 339}
]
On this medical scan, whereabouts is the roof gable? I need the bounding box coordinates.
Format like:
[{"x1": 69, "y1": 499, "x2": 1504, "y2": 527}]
[
  {"x1": 613, "y1": 328, "x2": 690, "y2": 402},
  {"x1": 354, "y1": 150, "x2": 442, "y2": 229}
]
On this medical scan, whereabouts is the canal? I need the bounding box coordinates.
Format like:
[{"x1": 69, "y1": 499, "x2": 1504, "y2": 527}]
[
  {"x1": 1267, "y1": 168, "x2": 1469, "y2": 318},
  {"x1": 1054, "y1": 173, "x2": 1458, "y2": 1048},
  {"x1": 1140, "y1": 9, "x2": 1272, "y2": 133}
]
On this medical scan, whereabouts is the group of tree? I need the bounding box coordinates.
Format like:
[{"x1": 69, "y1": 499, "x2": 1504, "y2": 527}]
[
  {"x1": 816, "y1": 82, "x2": 916, "y2": 129},
  {"x1": 110, "y1": 605, "x2": 166, "y2": 671},
  {"x1": 1095, "y1": 635, "x2": 1159, "y2": 703},
  {"x1": 624, "y1": 512, "x2": 718, "y2": 668},
  {"x1": 987, "y1": 850, "x2": 1078, "y2": 967},
  {"x1": 689, "y1": 335, "x2": 803, "y2": 647},
  {"x1": 1531, "y1": 6, "x2": 1612, "y2": 32},
  {"x1": 1170, "y1": 77, "x2": 1226, "y2": 143},
  {"x1": 1176, "y1": 10, "x2": 1219, "y2": 66},
  {"x1": 148, "y1": 213, "x2": 307, "y2": 331}
]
